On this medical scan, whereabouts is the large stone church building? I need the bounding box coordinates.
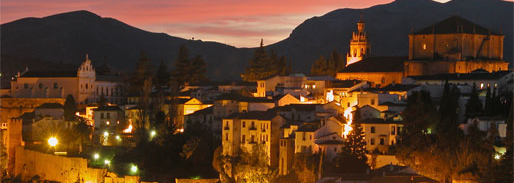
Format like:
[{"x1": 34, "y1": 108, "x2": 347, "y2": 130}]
[
  {"x1": 404, "y1": 15, "x2": 508, "y2": 76},
  {"x1": 10, "y1": 55, "x2": 124, "y2": 105},
  {"x1": 337, "y1": 15, "x2": 509, "y2": 86}
]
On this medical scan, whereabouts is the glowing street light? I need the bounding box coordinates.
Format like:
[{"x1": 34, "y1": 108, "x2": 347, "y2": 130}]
[
  {"x1": 103, "y1": 131, "x2": 109, "y2": 137},
  {"x1": 93, "y1": 153, "x2": 100, "y2": 160},
  {"x1": 48, "y1": 137, "x2": 58, "y2": 147},
  {"x1": 130, "y1": 164, "x2": 138, "y2": 174},
  {"x1": 150, "y1": 130, "x2": 157, "y2": 138},
  {"x1": 104, "y1": 159, "x2": 111, "y2": 166},
  {"x1": 494, "y1": 154, "x2": 501, "y2": 160},
  {"x1": 115, "y1": 135, "x2": 121, "y2": 140}
]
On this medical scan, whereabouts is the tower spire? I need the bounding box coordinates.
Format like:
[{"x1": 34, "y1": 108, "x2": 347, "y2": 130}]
[{"x1": 260, "y1": 38, "x2": 264, "y2": 47}]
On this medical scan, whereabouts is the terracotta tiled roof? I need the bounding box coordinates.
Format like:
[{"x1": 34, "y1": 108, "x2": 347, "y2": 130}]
[
  {"x1": 340, "y1": 57, "x2": 407, "y2": 73},
  {"x1": 413, "y1": 15, "x2": 500, "y2": 35}
]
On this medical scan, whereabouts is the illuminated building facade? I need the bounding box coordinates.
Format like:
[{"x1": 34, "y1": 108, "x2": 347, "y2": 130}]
[
  {"x1": 404, "y1": 16, "x2": 509, "y2": 76},
  {"x1": 346, "y1": 18, "x2": 371, "y2": 66}
]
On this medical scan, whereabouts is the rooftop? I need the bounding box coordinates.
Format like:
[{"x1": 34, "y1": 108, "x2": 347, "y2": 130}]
[
  {"x1": 413, "y1": 15, "x2": 500, "y2": 35},
  {"x1": 340, "y1": 57, "x2": 407, "y2": 73},
  {"x1": 407, "y1": 70, "x2": 512, "y2": 81},
  {"x1": 94, "y1": 106, "x2": 122, "y2": 111},
  {"x1": 36, "y1": 103, "x2": 63, "y2": 109},
  {"x1": 360, "y1": 118, "x2": 402, "y2": 124},
  {"x1": 224, "y1": 111, "x2": 278, "y2": 120},
  {"x1": 21, "y1": 70, "x2": 77, "y2": 78}
]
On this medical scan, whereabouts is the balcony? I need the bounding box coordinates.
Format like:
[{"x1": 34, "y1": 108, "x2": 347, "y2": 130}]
[
  {"x1": 224, "y1": 126, "x2": 229, "y2": 130},
  {"x1": 249, "y1": 126, "x2": 257, "y2": 130}
]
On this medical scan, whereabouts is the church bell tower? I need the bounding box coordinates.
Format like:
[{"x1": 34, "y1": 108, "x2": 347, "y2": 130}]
[{"x1": 346, "y1": 17, "x2": 371, "y2": 66}]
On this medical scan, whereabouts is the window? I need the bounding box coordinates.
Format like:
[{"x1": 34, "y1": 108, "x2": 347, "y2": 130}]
[
  {"x1": 107, "y1": 113, "x2": 111, "y2": 119},
  {"x1": 380, "y1": 138, "x2": 385, "y2": 145},
  {"x1": 53, "y1": 83, "x2": 58, "y2": 89},
  {"x1": 225, "y1": 133, "x2": 228, "y2": 141},
  {"x1": 39, "y1": 83, "x2": 43, "y2": 89},
  {"x1": 101, "y1": 113, "x2": 104, "y2": 119},
  {"x1": 24, "y1": 83, "x2": 28, "y2": 89},
  {"x1": 371, "y1": 99, "x2": 375, "y2": 105},
  {"x1": 370, "y1": 138, "x2": 375, "y2": 145},
  {"x1": 251, "y1": 135, "x2": 255, "y2": 143},
  {"x1": 422, "y1": 43, "x2": 427, "y2": 50},
  {"x1": 86, "y1": 84, "x2": 88, "y2": 89},
  {"x1": 381, "y1": 78, "x2": 385, "y2": 84},
  {"x1": 334, "y1": 147, "x2": 337, "y2": 152},
  {"x1": 391, "y1": 126, "x2": 396, "y2": 135},
  {"x1": 371, "y1": 126, "x2": 375, "y2": 133},
  {"x1": 347, "y1": 102, "x2": 350, "y2": 107},
  {"x1": 242, "y1": 135, "x2": 246, "y2": 143},
  {"x1": 242, "y1": 121, "x2": 246, "y2": 128}
]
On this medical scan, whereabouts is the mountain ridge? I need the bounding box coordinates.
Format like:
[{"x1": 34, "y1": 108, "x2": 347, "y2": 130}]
[{"x1": 1, "y1": 0, "x2": 512, "y2": 86}]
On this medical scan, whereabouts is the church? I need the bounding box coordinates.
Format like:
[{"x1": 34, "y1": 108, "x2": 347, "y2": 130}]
[
  {"x1": 10, "y1": 55, "x2": 124, "y2": 105},
  {"x1": 337, "y1": 15, "x2": 510, "y2": 87}
]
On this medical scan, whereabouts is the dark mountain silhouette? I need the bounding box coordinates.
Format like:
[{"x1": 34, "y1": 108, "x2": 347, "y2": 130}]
[
  {"x1": 1, "y1": 0, "x2": 512, "y2": 87},
  {"x1": 1, "y1": 10, "x2": 253, "y2": 83},
  {"x1": 268, "y1": 0, "x2": 513, "y2": 72}
]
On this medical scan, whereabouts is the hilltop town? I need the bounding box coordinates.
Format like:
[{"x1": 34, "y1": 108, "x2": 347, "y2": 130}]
[{"x1": 0, "y1": 15, "x2": 512, "y2": 183}]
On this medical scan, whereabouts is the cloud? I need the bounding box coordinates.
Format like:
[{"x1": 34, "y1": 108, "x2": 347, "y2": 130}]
[{"x1": 1, "y1": 0, "x2": 395, "y2": 47}]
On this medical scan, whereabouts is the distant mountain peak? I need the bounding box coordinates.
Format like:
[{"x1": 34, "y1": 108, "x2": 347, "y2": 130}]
[{"x1": 45, "y1": 10, "x2": 101, "y2": 20}]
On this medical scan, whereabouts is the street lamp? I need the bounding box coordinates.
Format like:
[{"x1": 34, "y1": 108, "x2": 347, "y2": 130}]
[
  {"x1": 48, "y1": 137, "x2": 58, "y2": 147},
  {"x1": 93, "y1": 153, "x2": 100, "y2": 160},
  {"x1": 104, "y1": 159, "x2": 110, "y2": 166},
  {"x1": 150, "y1": 130, "x2": 156, "y2": 138},
  {"x1": 130, "y1": 164, "x2": 138, "y2": 174}
]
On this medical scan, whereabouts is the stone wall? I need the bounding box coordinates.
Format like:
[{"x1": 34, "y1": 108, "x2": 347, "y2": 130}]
[
  {"x1": 0, "y1": 98, "x2": 65, "y2": 124},
  {"x1": 14, "y1": 147, "x2": 139, "y2": 183},
  {"x1": 175, "y1": 178, "x2": 220, "y2": 183}
]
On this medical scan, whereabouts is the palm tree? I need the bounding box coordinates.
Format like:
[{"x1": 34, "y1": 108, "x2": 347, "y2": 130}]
[{"x1": 74, "y1": 118, "x2": 92, "y2": 154}]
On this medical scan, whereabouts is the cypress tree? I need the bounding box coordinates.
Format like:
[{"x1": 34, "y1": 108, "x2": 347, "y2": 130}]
[
  {"x1": 173, "y1": 45, "x2": 192, "y2": 85},
  {"x1": 64, "y1": 94, "x2": 77, "y2": 121},
  {"x1": 191, "y1": 55, "x2": 207, "y2": 83},
  {"x1": 337, "y1": 109, "x2": 368, "y2": 173},
  {"x1": 310, "y1": 55, "x2": 327, "y2": 76},
  {"x1": 156, "y1": 60, "x2": 170, "y2": 87},
  {"x1": 465, "y1": 83, "x2": 482, "y2": 119},
  {"x1": 484, "y1": 86, "x2": 492, "y2": 116}
]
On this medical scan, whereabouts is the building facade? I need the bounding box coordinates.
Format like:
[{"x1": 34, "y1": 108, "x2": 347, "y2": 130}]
[
  {"x1": 346, "y1": 18, "x2": 371, "y2": 66},
  {"x1": 10, "y1": 55, "x2": 124, "y2": 105},
  {"x1": 404, "y1": 16, "x2": 509, "y2": 76}
]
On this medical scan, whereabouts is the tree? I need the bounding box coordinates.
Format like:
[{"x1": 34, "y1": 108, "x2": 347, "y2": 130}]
[
  {"x1": 310, "y1": 55, "x2": 328, "y2": 76},
  {"x1": 242, "y1": 40, "x2": 289, "y2": 81},
  {"x1": 73, "y1": 118, "x2": 91, "y2": 154},
  {"x1": 156, "y1": 60, "x2": 170, "y2": 87},
  {"x1": 465, "y1": 83, "x2": 482, "y2": 119},
  {"x1": 172, "y1": 45, "x2": 208, "y2": 85},
  {"x1": 437, "y1": 83, "x2": 461, "y2": 135},
  {"x1": 190, "y1": 55, "x2": 207, "y2": 83},
  {"x1": 336, "y1": 107, "x2": 368, "y2": 173},
  {"x1": 213, "y1": 145, "x2": 277, "y2": 183},
  {"x1": 133, "y1": 51, "x2": 153, "y2": 92},
  {"x1": 310, "y1": 50, "x2": 345, "y2": 77},
  {"x1": 64, "y1": 95, "x2": 77, "y2": 121},
  {"x1": 397, "y1": 90, "x2": 497, "y2": 182},
  {"x1": 484, "y1": 86, "x2": 493, "y2": 116}
]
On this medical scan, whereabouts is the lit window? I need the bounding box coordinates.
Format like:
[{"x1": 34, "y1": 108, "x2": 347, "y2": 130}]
[
  {"x1": 312, "y1": 85, "x2": 316, "y2": 89},
  {"x1": 422, "y1": 44, "x2": 427, "y2": 50},
  {"x1": 371, "y1": 126, "x2": 375, "y2": 133},
  {"x1": 480, "y1": 83, "x2": 484, "y2": 89}
]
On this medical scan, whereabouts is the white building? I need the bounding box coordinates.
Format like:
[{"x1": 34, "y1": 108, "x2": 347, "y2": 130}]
[{"x1": 10, "y1": 55, "x2": 124, "y2": 105}]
